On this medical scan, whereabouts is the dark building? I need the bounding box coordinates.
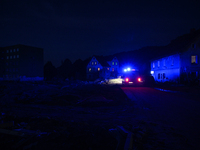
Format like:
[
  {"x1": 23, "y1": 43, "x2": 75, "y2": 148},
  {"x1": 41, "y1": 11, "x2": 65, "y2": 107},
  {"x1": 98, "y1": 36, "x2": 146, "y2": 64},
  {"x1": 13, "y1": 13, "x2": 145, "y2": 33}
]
[{"x1": 0, "y1": 44, "x2": 43, "y2": 81}]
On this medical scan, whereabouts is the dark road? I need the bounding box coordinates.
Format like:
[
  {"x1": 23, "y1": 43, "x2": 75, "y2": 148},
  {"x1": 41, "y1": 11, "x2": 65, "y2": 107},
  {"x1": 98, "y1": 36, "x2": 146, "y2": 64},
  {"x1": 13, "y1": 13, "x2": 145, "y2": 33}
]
[{"x1": 121, "y1": 87, "x2": 200, "y2": 150}]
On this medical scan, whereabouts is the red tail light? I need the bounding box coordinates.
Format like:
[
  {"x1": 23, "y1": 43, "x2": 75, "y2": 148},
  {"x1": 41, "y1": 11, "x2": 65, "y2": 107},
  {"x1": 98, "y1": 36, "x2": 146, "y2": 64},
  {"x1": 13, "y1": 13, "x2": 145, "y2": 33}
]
[
  {"x1": 125, "y1": 78, "x2": 129, "y2": 82},
  {"x1": 138, "y1": 78, "x2": 141, "y2": 82}
]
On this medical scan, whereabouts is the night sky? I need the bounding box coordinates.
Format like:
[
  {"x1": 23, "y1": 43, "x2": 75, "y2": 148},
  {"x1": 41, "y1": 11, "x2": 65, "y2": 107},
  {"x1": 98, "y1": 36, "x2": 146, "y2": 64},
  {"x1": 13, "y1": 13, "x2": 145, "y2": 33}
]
[{"x1": 1, "y1": 0, "x2": 200, "y2": 67}]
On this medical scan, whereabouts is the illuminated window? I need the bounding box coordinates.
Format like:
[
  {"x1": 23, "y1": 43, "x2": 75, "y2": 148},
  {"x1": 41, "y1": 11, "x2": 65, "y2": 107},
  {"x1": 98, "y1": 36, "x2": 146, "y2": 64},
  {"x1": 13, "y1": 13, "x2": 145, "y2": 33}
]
[
  {"x1": 158, "y1": 61, "x2": 160, "y2": 67},
  {"x1": 89, "y1": 68, "x2": 91, "y2": 72},
  {"x1": 10, "y1": 49, "x2": 12, "y2": 52},
  {"x1": 98, "y1": 68, "x2": 100, "y2": 71},
  {"x1": 13, "y1": 55, "x2": 16, "y2": 59},
  {"x1": 158, "y1": 73, "x2": 160, "y2": 79},
  {"x1": 92, "y1": 62, "x2": 94, "y2": 65},
  {"x1": 17, "y1": 48, "x2": 19, "y2": 52},
  {"x1": 107, "y1": 68, "x2": 109, "y2": 70},
  {"x1": 17, "y1": 55, "x2": 19, "y2": 58},
  {"x1": 112, "y1": 68, "x2": 114, "y2": 71},
  {"x1": 191, "y1": 55, "x2": 198, "y2": 64},
  {"x1": 112, "y1": 62, "x2": 114, "y2": 65},
  {"x1": 153, "y1": 62, "x2": 155, "y2": 68},
  {"x1": 7, "y1": 56, "x2": 9, "y2": 59},
  {"x1": 10, "y1": 56, "x2": 12, "y2": 59},
  {"x1": 6, "y1": 50, "x2": 9, "y2": 53},
  {"x1": 95, "y1": 61, "x2": 97, "y2": 65},
  {"x1": 116, "y1": 62, "x2": 117, "y2": 65},
  {"x1": 13, "y1": 49, "x2": 16, "y2": 52}
]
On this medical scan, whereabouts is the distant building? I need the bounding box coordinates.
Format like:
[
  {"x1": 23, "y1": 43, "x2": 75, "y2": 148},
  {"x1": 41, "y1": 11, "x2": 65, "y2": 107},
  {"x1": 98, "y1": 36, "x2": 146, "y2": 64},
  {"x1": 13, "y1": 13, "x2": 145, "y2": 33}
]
[
  {"x1": 0, "y1": 44, "x2": 43, "y2": 81},
  {"x1": 86, "y1": 56, "x2": 119, "y2": 80},
  {"x1": 151, "y1": 29, "x2": 200, "y2": 84}
]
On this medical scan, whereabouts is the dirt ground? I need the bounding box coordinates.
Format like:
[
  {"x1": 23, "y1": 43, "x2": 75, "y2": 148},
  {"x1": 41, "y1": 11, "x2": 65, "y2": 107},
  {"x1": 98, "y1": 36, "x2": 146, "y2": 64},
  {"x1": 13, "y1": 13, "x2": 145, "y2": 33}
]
[{"x1": 0, "y1": 81, "x2": 139, "y2": 150}]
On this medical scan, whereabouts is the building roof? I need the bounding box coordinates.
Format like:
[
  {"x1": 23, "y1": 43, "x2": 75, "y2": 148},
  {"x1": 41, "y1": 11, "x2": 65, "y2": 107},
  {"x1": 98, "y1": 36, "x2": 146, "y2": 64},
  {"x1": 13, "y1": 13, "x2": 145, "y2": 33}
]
[
  {"x1": 151, "y1": 28, "x2": 200, "y2": 60},
  {"x1": 93, "y1": 55, "x2": 111, "y2": 67}
]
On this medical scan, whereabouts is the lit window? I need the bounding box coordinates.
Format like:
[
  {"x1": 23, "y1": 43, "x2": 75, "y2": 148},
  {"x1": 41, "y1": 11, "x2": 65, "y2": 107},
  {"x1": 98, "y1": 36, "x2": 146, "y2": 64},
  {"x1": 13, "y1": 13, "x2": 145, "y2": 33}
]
[
  {"x1": 153, "y1": 62, "x2": 155, "y2": 68},
  {"x1": 95, "y1": 62, "x2": 97, "y2": 65},
  {"x1": 7, "y1": 56, "x2": 9, "y2": 59},
  {"x1": 10, "y1": 49, "x2": 12, "y2": 52},
  {"x1": 158, "y1": 73, "x2": 160, "y2": 79},
  {"x1": 13, "y1": 49, "x2": 16, "y2": 52},
  {"x1": 107, "y1": 68, "x2": 109, "y2": 70},
  {"x1": 158, "y1": 61, "x2": 160, "y2": 67},
  {"x1": 92, "y1": 62, "x2": 94, "y2": 65},
  {"x1": 17, "y1": 55, "x2": 19, "y2": 58},
  {"x1": 116, "y1": 62, "x2": 117, "y2": 65},
  {"x1": 13, "y1": 55, "x2": 16, "y2": 59},
  {"x1": 112, "y1": 62, "x2": 114, "y2": 65},
  {"x1": 7, "y1": 50, "x2": 9, "y2": 53},
  {"x1": 89, "y1": 68, "x2": 91, "y2": 72},
  {"x1": 98, "y1": 68, "x2": 100, "y2": 71},
  {"x1": 17, "y1": 48, "x2": 19, "y2": 52},
  {"x1": 112, "y1": 68, "x2": 114, "y2": 71},
  {"x1": 10, "y1": 56, "x2": 12, "y2": 59},
  {"x1": 191, "y1": 55, "x2": 197, "y2": 64}
]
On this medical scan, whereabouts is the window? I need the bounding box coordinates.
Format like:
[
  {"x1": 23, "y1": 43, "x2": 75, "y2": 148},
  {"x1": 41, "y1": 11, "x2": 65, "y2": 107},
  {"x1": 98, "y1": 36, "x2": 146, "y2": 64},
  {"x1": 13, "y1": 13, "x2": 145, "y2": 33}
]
[
  {"x1": 95, "y1": 61, "x2": 97, "y2": 65},
  {"x1": 191, "y1": 43, "x2": 196, "y2": 48},
  {"x1": 158, "y1": 73, "x2": 160, "y2": 79},
  {"x1": 112, "y1": 68, "x2": 114, "y2": 71},
  {"x1": 10, "y1": 56, "x2": 12, "y2": 59},
  {"x1": 98, "y1": 68, "x2": 100, "y2": 71},
  {"x1": 158, "y1": 61, "x2": 160, "y2": 67},
  {"x1": 10, "y1": 49, "x2": 12, "y2": 53},
  {"x1": 6, "y1": 50, "x2": 9, "y2": 53},
  {"x1": 13, "y1": 68, "x2": 15, "y2": 72},
  {"x1": 163, "y1": 73, "x2": 166, "y2": 79},
  {"x1": 17, "y1": 48, "x2": 19, "y2": 52},
  {"x1": 163, "y1": 59, "x2": 166, "y2": 66},
  {"x1": 17, "y1": 55, "x2": 19, "y2": 58},
  {"x1": 89, "y1": 68, "x2": 91, "y2": 72},
  {"x1": 116, "y1": 62, "x2": 117, "y2": 65},
  {"x1": 191, "y1": 55, "x2": 198, "y2": 64},
  {"x1": 7, "y1": 56, "x2": 9, "y2": 59},
  {"x1": 112, "y1": 62, "x2": 114, "y2": 65},
  {"x1": 92, "y1": 62, "x2": 94, "y2": 65},
  {"x1": 13, "y1": 49, "x2": 16, "y2": 52},
  {"x1": 107, "y1": 68, "x2": 109, "y2": 70},
  {"x1": 153, "y1": 62, "x2": 155, "y2": 68},
  {"x1": 13, "y1": 55, "x2": 16, "y2": 59},
  {"x1": 6, "y1": 63, "x2": 8, "y2": 66},
  {"x1": 171, "y1": 57, "x2": 174, "y2": 65}
]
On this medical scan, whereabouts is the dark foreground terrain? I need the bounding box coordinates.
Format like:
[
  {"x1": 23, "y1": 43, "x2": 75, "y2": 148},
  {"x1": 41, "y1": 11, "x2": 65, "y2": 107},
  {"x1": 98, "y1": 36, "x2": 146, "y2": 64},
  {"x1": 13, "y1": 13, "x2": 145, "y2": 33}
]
[
  {"x1": 0, "y1": 81, "x2": 133, "y2": 150},
  {"x1": 0, "y1": 81, "x2": 200, "y2": 150}
]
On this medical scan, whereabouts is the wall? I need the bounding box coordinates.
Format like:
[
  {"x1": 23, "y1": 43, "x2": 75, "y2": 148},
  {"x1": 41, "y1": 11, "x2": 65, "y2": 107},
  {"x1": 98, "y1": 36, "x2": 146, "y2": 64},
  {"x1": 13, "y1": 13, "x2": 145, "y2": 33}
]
[{"x1": 151, "y1": 54, "x2": 181, "y2": 82}]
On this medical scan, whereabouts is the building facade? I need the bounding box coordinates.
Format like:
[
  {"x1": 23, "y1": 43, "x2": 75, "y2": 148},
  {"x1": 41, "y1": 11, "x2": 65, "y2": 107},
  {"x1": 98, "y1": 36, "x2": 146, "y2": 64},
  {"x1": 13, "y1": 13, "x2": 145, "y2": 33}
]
[
  {"x1": 151, "y1": 36, "x2": 200, "y2": 84},
  {"x1": 86, "y1": 56, "x2": 119, "y2": 80},
  {"x1": 0, "y1": 44, "x2": 43, "y2": 81}
]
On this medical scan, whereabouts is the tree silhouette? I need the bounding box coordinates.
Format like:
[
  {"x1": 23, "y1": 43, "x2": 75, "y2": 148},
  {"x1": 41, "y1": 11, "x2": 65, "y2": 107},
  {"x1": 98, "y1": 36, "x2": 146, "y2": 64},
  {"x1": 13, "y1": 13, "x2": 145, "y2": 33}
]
[{"x1": 44, "y1": 61, "x2": 57, "y2": 81}]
